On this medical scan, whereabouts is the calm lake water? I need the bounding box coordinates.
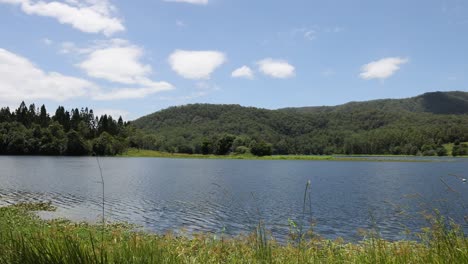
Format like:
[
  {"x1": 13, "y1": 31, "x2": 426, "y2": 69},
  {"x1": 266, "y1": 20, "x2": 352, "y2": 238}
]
[{"x1": 0, "y1": 156, "x2": 467, "y2": 242}]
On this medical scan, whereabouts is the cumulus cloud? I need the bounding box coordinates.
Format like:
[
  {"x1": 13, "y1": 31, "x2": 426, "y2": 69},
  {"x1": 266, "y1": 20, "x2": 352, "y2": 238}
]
[
  {"x1": 74, "y1": 39, "x2": 174, "y2": 96},
  {"x1": 0, "y1": 0, "x2": 124, "y2": 36},
  {"x1": 257, "y1": 58, "x2": 295, "y2": 79},
  {"x1": 164, "y1": 0, "x2": 208, "y2": 5},
  {"x1": 62, "y1": 39, "x2": 174, "y2": 96},
  {"x1": 231, "y1": 66, "x2": 254, "y2": 79},
  {"x1": 77, "y1": 40, "x2": 150, "y2": 84},
  {"x1": 168, "y1": 50, "x2": 226, "y2": 80},
  {"x1": 359, "y1": 57, "x2": 408, "y2": 80},
  {"x1": 0, "y1": 48, "x2": 94, "y2": 103},
  {"x1": 0, "y1": 48, "x2": 172, "y2": 103}
]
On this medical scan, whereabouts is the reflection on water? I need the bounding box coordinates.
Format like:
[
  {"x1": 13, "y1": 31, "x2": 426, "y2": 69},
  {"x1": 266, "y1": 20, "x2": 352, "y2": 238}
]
[{"x1": 0, "y1": 156, "x2": 467, "y2": 241}]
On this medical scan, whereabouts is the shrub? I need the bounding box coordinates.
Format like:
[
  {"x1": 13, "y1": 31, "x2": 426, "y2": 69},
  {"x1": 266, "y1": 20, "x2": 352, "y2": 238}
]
[
  {"x1": 234, "y1": 146, "x2": 250, "y2": 154},
  {"x1": 251, "y1": 141, "x2": 273, "y2": 156}
]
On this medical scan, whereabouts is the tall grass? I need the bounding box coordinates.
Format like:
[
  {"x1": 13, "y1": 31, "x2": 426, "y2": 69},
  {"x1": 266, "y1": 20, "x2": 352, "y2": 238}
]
[{"x1": 0, "y1": 202, "x2": 467, "y2": 263}]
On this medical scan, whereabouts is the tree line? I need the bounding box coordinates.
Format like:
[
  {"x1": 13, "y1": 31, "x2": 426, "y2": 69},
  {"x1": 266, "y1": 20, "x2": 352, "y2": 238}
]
[
  {"x1": 0, "y1": 102, "x2": 132, "y2": 156},
  {"x1": 0, "y1": 102, "x2": 276, "y2": 157},
  {"x1": 3, "y1": 95, "x2": 468, "y2": 157}
]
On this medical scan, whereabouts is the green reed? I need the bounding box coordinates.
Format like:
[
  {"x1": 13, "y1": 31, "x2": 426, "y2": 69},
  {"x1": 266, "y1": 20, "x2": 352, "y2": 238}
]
[{"x1": 0, "y1": 199, "x2": 466, "y2": 264}]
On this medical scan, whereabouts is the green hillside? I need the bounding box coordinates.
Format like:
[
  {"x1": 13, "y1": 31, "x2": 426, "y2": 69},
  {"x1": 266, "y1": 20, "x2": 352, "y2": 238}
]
[
  {"x1": 282, "y1": 91, "x2": 468, "y2": 115},
  {"x1": 131, "y1": 91, "x2": 468, "y2": 156}
]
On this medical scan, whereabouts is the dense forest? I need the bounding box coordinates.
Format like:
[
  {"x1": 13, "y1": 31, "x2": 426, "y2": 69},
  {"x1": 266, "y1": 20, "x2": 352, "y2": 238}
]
[
  {"x1": 2, "y1": 91, "x2": 468, "y2": 157},
  {"x1": 0, "y1": 102, "x2": 135, "y2": 156},
  {"x1": 132, "y1": 91, "x2": 468, "y2": 156}
]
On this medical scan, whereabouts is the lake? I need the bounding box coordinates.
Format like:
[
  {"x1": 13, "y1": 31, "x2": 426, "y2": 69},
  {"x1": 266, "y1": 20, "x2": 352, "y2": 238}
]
[{"x1": 0, "y1": 156, "x2": 467, "y2": 242}]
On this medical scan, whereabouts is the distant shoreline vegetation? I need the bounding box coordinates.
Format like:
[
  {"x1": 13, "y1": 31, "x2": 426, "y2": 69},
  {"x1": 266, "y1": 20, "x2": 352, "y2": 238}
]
[
  {"x1": 120, "y1": 148, "x2": 444, "y2": 162},
  {"x1": 2, "y1": 92, "x2": 468, "y2": 157}
]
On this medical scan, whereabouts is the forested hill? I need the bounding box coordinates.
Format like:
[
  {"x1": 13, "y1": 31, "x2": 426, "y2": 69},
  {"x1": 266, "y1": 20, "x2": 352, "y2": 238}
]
[
  {"x1": 281, "y1": 91, "x2": 468, "y2": 115},
  {"x1": 132, "y1": 91, "x2": 468, "y2": 156}
]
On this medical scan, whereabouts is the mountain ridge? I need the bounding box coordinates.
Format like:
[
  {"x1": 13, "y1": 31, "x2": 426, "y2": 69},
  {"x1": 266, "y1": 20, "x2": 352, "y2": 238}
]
[{"x1": 279, "y1": 91, "x2": 468, "y2": 115}]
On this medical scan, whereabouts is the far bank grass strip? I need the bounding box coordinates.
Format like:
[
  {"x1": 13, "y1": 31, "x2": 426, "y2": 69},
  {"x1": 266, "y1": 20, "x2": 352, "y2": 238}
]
[{"x1": 119, "y1": 148, "x2": 439, "y2": 162}]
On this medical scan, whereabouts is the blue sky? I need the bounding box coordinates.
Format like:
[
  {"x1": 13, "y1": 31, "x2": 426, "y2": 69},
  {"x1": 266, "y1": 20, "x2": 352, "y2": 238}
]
[{"x1": 0, "y1": 0, "x2": 467, "y2": 120}]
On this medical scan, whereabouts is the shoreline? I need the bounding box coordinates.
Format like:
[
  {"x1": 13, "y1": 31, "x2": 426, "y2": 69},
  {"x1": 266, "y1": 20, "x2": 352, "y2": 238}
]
[
  {"x1": 117, "y1": 149, "x2": 467, "y2": 162},
  {"x1": 1, "y1": 150, "x2": 466, "y2": 162}
]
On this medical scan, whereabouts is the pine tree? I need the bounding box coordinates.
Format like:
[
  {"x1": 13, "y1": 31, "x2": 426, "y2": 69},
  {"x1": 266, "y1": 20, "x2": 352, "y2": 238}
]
[{"x1": 39, "y1": 105, "x2": 49, "y2": 127}]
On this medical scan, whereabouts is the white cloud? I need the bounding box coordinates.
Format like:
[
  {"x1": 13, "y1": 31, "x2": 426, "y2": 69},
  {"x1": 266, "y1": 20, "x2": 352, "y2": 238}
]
[
  {"x1": 77, "y1": 40, "x2": 150, "y2": 84},
  {"x1": 0, "y1": 48, "x2": 94, "y2": 103},
  {"x1": 0, "y1": 48, "x2": 173, "y2": 103},
  {"x1": 231, "y1": 66, "x2": 254, "y2": 79},
  {"x1": 168, "y1": 50, "x2": 226, "y2": 80},
  {"x1": 257, "y1": 58, "x2": 295, "y2": 79},
  {"x1": 74, "y1": 39, "x2": 174, "y2": 96},
  {"x1": 0, "y1": 49, "x2": 96, "y2": 102},
  {"x1": 0, "y1": 0, "x2": 124, "y2": 36},
  {"x1": 164, "y1": 0, "x2": 208, "y2": 5},
  {"x1": 360, "y1": 57, "x2": 408, "y2": 80}
]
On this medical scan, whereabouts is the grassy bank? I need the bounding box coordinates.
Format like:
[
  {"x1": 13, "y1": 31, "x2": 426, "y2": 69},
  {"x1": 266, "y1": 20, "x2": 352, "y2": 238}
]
[
  {"x1": 121, "y1": 148, "x2": 333, "y2": 161},
  {"x1": 119, "y1": 148, "x2": 435, "y2": 162},
  {"x1": 0, "y1": 203, "x2": 467, "y2": 263}
]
